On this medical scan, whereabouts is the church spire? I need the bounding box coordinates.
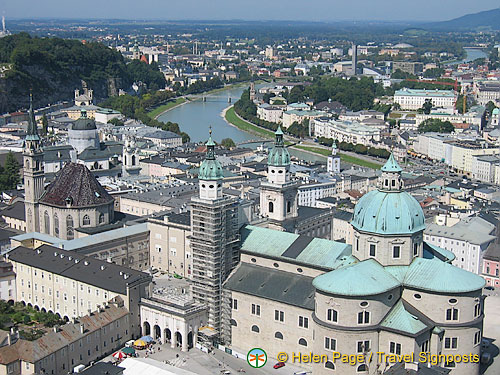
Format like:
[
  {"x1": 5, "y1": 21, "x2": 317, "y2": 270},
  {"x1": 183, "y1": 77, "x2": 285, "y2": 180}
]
[
  {"x1": 26, "y1": 92, "x2": 40, "y2": 141},
  {"x1": 378, "y1": 153, "x2": 403, "y2": 192},
  {"x1": 205, "y1": 126, "x2": 216, "y2": 160}
]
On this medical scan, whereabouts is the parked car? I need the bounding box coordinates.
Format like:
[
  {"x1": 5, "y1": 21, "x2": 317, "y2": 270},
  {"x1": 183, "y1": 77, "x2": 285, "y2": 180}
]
[{"x1": 273, "y1": 362, "x2": 285, "y2": 369}]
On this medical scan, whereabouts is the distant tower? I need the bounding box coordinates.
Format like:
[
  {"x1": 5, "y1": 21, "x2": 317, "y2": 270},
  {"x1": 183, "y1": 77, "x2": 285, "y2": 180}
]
[
  {"x1": 2, "y1": 16, "x2": 5, "y2": 33},
  {"x1": 23, "y1": 94, "x2": 44, "y2": 233},
  {"x1": 249, "y1": 82, "x2": 256, "y2": 102},
  {"x1": 351, "y1": 42, "x2": 358, "y2": 76},
  {"x1": 132, "y1": 42, "x2": 140, "y2": 60},
  {"x1": 190, "y1": 129, "x2": 239, "y2": 341},
  {"x1": 122, "y1": 135, "x2": 141, "y2": 177},
  {"x1": 327, "y1": 142, "x2": 341, "y2": 174},
  {"x1": 260, "y1": 127, "x2": 299, "y2": 223}
]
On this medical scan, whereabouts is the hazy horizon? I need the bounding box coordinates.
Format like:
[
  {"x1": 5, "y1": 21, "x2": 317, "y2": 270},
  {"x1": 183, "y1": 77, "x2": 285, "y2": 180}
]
[{"x1": 1, "y1": 1, "x2": 499, "y2": 23}]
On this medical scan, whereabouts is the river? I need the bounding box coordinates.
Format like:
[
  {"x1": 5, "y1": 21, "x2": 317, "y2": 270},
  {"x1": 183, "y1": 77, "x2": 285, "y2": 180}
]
[
  {"x1": 157, "y1": 85, "x2": 253, "y2": 144},
  {"x1": 445, "y1": 48, "x2": 488, "y2": 65},
  {"x1": 157, "y1": 84, "x2": 327, "y2": 163}
]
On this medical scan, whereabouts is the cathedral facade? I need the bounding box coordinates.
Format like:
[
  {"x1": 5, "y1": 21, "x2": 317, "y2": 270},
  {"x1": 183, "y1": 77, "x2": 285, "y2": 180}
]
[{"x1": 225, "y1": 151, "x2": 484, "y2": 375}]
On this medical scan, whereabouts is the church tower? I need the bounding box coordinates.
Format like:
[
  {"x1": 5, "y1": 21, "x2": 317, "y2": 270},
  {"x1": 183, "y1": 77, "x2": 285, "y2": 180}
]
[
  {"x1": 327, "y1": 142, "x2": 341, "y2": 174},
  {"x1": 122, "y1": 135, "x2": 141, "y2": 177},
  {"x1": 190, "y1": 129, "x2": 239, "y2": 341},
  {"x1": 249, "y1": 81, "x2": 256, "y2": 102},
  {"x1": 260, "y1": 127, "x2": 299, "y2": 222},
  {"x1": 23, "y1": 94, "x2": 44, "y2": 233}
]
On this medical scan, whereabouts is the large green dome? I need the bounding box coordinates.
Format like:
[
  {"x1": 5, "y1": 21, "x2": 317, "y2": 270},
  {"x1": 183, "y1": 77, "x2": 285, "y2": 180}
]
[
  {"x1": 351, "y1": 154, "x2": 425, "y2": 235},
  {"x1": 199, "y1": 134, "x2": 223, "y2": 180},
  {"x1": 268, "y1": 127, "x2": 290, "y2": 167},
  {"x1": 199, "y1": 159, "x2": 223, "y2": 180},
  {"x1": 351, "y1": 190, "x2": 425, "y2": 235}
]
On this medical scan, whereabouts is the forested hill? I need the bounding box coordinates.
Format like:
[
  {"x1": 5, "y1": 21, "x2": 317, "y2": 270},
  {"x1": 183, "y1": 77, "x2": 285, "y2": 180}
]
[
  {"x1": 424, "y1": 8, "x2": 500, "y2": 31},
  {"x1": 0, "y1": 33, "x2": 165, "y2": 113}
]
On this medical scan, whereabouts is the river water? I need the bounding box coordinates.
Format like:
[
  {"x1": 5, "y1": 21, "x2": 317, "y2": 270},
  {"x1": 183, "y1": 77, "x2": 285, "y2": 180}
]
[
  {"x1": 158, "y1": 84, "x2": 327, "y2": 162},
  {"x1": 445, "y1": 48, "x2": 488, "y2": 65}
]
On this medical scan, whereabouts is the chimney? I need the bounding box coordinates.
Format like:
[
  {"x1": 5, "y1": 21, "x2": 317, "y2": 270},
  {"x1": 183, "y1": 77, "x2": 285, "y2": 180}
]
[
  {"x1": 53, "y1": 325, "x2": 59, "y2": 333},
  {"x1": 88, "y1": 309, "x2": 92, "y2": 316},
  {"x1": 7, "y1": 333, "x2": 12, "y2": 345},
  {"x1": 80, "y1": 324, "x2": 85, "y2": 334}
]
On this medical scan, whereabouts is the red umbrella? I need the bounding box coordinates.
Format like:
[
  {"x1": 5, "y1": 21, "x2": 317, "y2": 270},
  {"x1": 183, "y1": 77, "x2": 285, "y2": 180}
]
[{"x1": 112, "y1": 351, "x2": 126, "y2": 360}]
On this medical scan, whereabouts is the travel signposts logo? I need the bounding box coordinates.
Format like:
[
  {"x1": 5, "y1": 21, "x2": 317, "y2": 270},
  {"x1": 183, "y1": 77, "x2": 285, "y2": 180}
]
[{"x1": 247, "y1": 348, "x2": 267, "y2": 368}]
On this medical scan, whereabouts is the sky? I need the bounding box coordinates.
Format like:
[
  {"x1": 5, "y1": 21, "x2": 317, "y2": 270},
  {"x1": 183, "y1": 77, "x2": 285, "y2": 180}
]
[{"x1": 2, "y1": 0, "x2": 500, "y2": 22}]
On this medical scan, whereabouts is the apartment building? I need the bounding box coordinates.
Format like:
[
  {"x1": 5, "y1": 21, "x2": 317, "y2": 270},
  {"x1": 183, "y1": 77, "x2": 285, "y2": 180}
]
[
  {"x1": 394, "y1": 88, "x2": 457, "y2": 110},
  {"x1": 312, "y1": 118, "x2": 381, "y2": 145}
]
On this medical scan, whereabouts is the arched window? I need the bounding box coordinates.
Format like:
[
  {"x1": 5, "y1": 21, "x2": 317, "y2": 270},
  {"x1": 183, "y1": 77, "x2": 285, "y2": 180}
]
[
  {"x1": 93, "y1": 161, "x2": 98, "y2": 170},
  {"x1": 325, "y1": 361, "x2": 335, "y2": 370},
  {"x1": 357, "y1": 364, "x2": 368, "y2": 372},
  {"x1": 230, "y1": 319, "x2": 237, "y2": 326},
  {"x1": 269, "y1": 202, "x2": 274, "y2": 213},
  {"x1": 251, "y1": 325, "x2": 260, "y2": 333},
  {"x1": 298, "y1": 338, "x2": 307, "y2": 346},
  {"x1": 132, "y1": 155, "x2": 136, "y2": 166},
  {"x1": 82, "y1": 215, "x2": 90, "y2": 226},
  {"x1": 274, "y1": 331, "x2": 283, "y2": 340},
  {"x1": 98, "y1": 213, "x2": 105, "y2": 224},
  {"x1": 54, "y1": 214, "x2": 59, "y2": 236},
  {"x1": 287, "y1": 201, "x2": 291, "y2": 213},
  {"x1": 44, "y1": 211, "x2": 50, "y2": 234},
  {"x1": 66, "y1": 215, "x2": 74, "y2": 240}
]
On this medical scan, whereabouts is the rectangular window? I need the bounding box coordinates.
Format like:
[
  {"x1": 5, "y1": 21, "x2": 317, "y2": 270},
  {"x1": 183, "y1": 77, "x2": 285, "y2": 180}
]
[
  {"x1": 389, "y1": 342, "x2": 401, "y2": 355},
  {"x1": 274, "y1": 310, "x2": 284, "y2": 322},
  {"x1": 251, "y1": 304, "x2": 260, "y2": 316},
  {"x1": 422, "y1": 340, "x2": 429, "y2": 352},
  {"x1": 444, "y1": 337, "x2": 458, "y2": 349},
  {"x1": 393, "y1": 245, "x2": 401, "y2": 259},
  {"x1": 232, "y1": 299, "x2": 238, "y2": 310},
  {"x1": 474, "y1": 303, "x2": 481, "y2": 317},
  {"x1": 325, "y1": 337, "x2": 336, "y2": 350},
  {"x1": 369, "y1": 244, "x2": 376, "y2": 257},
  {"x1": 474, "y1": 331, "x2": 481, "y2": 346},
  {"x1": 446, "y1": 308, "x2": 459, "y2": 321},
  {"x1": 298, "y1": 316, "x2": 309, "y2": 328},
  {"x1": 327, "y1": 309, "x2": 338, "y2": 323},
  {"x1": 413, "y1": 243, "x2": 418, "y2": 256},
  {"x1": 357, "y1": 340, "x2": 370, "y2": 353},
  {"x1": 357, "y1": 311, "x2": 370, "y2": 325}
]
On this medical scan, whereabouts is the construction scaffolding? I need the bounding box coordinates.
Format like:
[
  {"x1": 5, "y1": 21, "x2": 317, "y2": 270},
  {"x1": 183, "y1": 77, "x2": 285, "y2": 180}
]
[{"x1": 189, "y1": 195, "x2": 239, "y2": 343}]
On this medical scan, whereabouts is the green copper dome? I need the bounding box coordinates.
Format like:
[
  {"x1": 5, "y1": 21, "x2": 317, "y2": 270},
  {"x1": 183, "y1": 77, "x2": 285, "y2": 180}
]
[
  {"x1": 351, "y1": 155, "x2": 425, "y2": 235},
  {"x1": 268, "y1": 127, "x2": 290, "y2": 167},
  {"x1": 199, "y1": 133, "x2": 223, "y2": 180}
]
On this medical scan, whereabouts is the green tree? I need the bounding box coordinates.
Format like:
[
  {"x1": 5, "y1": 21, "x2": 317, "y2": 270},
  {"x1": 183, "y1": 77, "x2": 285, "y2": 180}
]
[
  {"x1": 418, "y1": 118, "x2": 454, "y2": 133},
  {"x1": 41, "y1": 114, "x2": 48, "y2": 135},
  {"x1": 107, "y1": 117, "x2": 124, "y2": 126},
  {"x1": 2, "y1": 152, "x2": 20, "y2": 189},
  {"x1": 220, "y1": 138, "x2": 236, "y2": 149},
  {"x1": 422, "y1": 99, "x2": 433, "y2": 115},
  {"x1": 486, "y1": 101, "x2": 497, "y2": 115},
  {"x1": 354, "y1": 144, "x2": 368, "y2": 154}
]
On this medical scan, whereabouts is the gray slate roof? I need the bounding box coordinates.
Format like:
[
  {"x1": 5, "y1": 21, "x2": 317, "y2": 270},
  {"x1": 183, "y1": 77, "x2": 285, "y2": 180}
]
[
  {"x1": 224, "y1": 263, "x2": 315, "y2": 310},
  {"x1": 8, "y1": 245, "x2": 150, "y2": 295}
]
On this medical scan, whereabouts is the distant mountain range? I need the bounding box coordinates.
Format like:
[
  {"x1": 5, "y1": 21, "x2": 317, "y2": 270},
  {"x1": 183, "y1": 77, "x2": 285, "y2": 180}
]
[{"x1": 424, "y1": 8, "x2": 500, "y2": 31}]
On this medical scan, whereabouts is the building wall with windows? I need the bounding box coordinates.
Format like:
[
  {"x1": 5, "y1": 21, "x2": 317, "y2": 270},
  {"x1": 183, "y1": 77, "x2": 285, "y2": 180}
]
[
  {"x1": 0, "y1": 302, "x2": 130, "y2": 375},
  {"x1": 7, "y1": 245, "x2": 151, "y2": 337},
  {"x1": 148, "y1": 213, "x2": 192, "y2": 278}
]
